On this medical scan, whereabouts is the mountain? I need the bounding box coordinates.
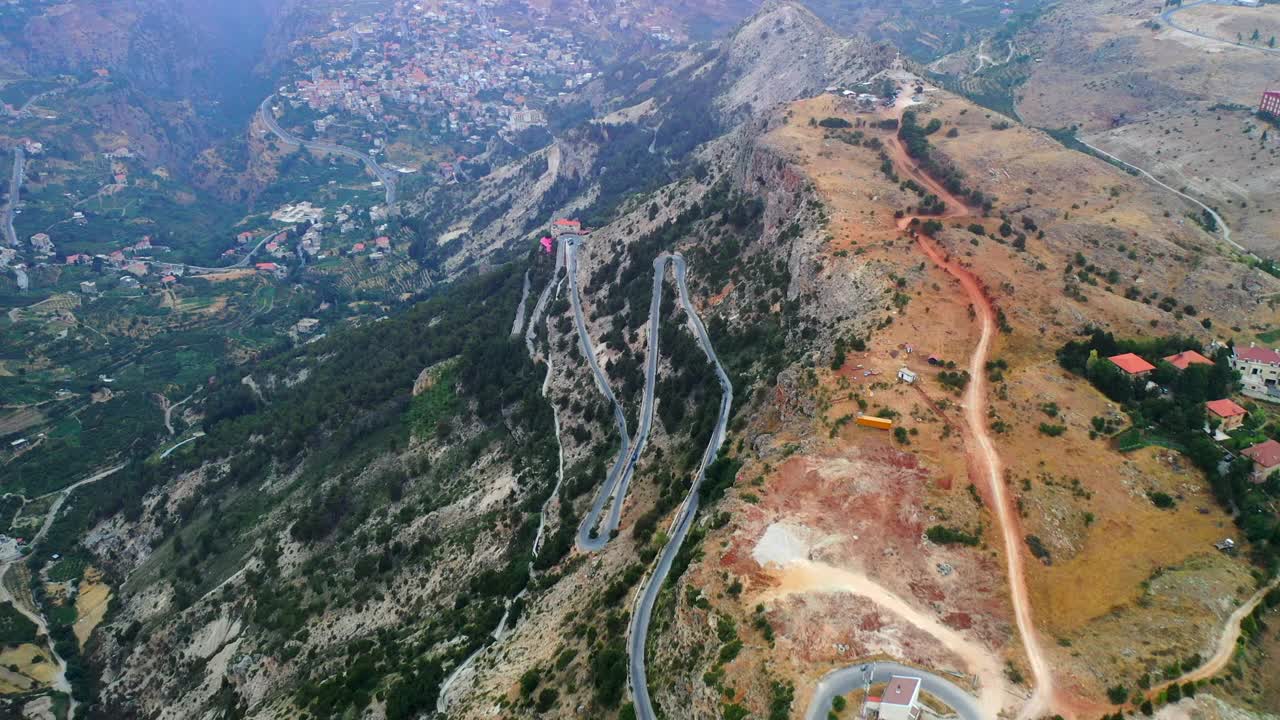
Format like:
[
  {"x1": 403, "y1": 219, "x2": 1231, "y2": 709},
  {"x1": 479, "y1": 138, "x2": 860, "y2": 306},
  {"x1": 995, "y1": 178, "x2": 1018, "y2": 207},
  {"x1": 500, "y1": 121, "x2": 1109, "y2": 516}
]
[
  {"x1": 2, "y1": 2, "x2": 1279, "y2": 720},
  {"x1": 402, "y1": 1, "x2": 895, "y2": 278}
]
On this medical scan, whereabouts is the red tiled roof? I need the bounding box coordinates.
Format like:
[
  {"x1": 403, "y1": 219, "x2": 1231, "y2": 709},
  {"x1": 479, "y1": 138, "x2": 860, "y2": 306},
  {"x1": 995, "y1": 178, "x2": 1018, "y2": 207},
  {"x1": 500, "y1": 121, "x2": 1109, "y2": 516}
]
[
  {"x1": 1163, "y1": 350, "x2": 1213, "y2": 370},
  {"x1": 1243, "y1": 439, "x2": 1280, "y2": 469},
  {"x1": 1108, "y1": 353, "x2": 1156, "y2": 375},
  {"x1": 1235, "y1": 346, "x2": 1280, "y2": 365},
  {"x1": 1206, "y1": 399, "x2": 1247, "y2": 419}
]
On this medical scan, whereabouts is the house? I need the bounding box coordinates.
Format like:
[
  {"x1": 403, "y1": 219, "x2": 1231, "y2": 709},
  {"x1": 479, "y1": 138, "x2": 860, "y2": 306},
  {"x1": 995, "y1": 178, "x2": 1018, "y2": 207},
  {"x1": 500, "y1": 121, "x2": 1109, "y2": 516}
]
[
  {"x1": 30, "y1": 233, "x2": 54, "y2": 254},
  {"x1": 236, "y1": 231, "x2": 253, "y2": 244},
  {"x1": 64, "y1": 254, "x2": 89, "y2": 265},
  {"x1": 552, "y1": 218, "x2": 582, "y2": 235},
  {"x1": 1206, "y1": 399, "x2": 1247, "y2": 431},
  {"x1": 1230, "y1": 345, "x2": 1280, "y2": 400},
  {"x1": 1108, "y1": 353, "x2": 1156, "y2": 377},
  {"x1": 1163, "y1": 350, "x2": 1214, "y2": 371},
  {"x1": 255, "y1": 262, "x2": 280, "y2": 276},
  {"x1": 352, "y1": 242, "x2": 367, "y2": 253},
  {"x1": 374, "y1": 236, "x2": 391, "y2": 249},
  {"x1": 161, "y1": 275, "x2": 177, "y2": 285},
  {"x1": 79, "y1": 281, "x2": 98, "y2": 295},
  {"x1": 1241, "y1": 438, "x2": 1280, "y2": 484},
  {"x1": 897, "y1": 368, "x2": 917, "y2": 384},
  {"x1": 878, "y1": 676, "x2": 922, "y2": 720}
]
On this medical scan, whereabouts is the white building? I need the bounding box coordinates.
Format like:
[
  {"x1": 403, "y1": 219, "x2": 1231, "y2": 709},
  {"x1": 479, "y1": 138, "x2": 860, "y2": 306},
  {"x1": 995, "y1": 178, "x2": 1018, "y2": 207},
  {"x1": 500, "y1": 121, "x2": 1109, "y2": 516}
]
[
  {"x1": 878, "y1": 676, "x2": 922, "y2": 720},
  {"x1": 1231, "y1": 345, "x2": 1280, "y2": 401}
]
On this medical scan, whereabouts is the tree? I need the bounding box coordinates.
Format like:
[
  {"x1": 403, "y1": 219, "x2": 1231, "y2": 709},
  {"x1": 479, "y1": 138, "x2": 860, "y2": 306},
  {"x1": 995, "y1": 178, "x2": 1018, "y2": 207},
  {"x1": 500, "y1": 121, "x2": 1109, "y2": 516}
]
[{"x1": 1106, "y1": 685, "x2": 1129, "y2": 704}]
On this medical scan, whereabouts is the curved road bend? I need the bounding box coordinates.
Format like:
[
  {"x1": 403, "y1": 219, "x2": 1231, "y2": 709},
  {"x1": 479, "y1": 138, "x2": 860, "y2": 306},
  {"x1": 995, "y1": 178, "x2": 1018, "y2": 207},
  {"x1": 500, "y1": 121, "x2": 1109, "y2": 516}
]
[
  {"x1": 629, "y1": 253, "x2": 734, "y2": 720},
  {"x1": 1073, "y1": 138, "x2": 1245, "y2": 257},
  {"x1": 804, "y1": 661, "x2": 982, "y2": 720},
  {"x1": 257, "y1": 96, "x2": 398, "y2": 208},
  {"x1": 565, "y1": 238, "x2": 634, "y2": 551},
  {"x1": 1162, "y1": 0, "x2": 1280, "y2": 55}
]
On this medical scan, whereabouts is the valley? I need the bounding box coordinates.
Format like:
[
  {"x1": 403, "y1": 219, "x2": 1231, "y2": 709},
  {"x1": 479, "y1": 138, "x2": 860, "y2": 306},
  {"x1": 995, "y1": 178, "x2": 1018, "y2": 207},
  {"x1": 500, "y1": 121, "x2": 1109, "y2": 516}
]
[{"x1": 0, "y1": 1, "x2": 1278, "y2": 719}]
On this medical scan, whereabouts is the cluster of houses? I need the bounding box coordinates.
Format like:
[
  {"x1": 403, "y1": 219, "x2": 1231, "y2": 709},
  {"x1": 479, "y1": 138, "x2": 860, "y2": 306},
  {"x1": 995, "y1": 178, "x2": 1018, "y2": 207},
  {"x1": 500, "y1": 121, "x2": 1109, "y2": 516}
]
[
  {"x1": 282, "y1": 0, "x2": 605, "y2": 163},
  {"x1": 1105, "y1": 346, "x2": 1280, "y2": 484}
]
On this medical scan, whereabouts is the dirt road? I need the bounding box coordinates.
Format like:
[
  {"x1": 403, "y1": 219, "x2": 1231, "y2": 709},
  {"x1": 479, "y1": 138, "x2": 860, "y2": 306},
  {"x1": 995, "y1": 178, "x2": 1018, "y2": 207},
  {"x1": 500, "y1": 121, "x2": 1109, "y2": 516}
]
[
  {"x1": 885, "y1": 95, "x2": 1057, "y2": 718},
  {"x1": 765, "y1": 560, "x2": 1007, "y2": 717}
]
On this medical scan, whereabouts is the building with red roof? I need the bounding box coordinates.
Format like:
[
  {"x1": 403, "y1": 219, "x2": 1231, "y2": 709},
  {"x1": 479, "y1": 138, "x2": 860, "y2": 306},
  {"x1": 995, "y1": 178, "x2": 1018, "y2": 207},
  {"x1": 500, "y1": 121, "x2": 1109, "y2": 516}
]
[
  {"x1": 1108, "y1": 353, "x2": 1156, "y2": 376},
  {"x1": 1163, "y1": 350, "x2": 1214, "y2": 371},
  {"x1": 1242, "y1": 438, "x2": 1280, "y2": 483},
  {"x1": 1206, "y1": 399, "x2": 1247, "y2": 431},
  {"x1": 374, "y1": 236, "x2": 391, "y2": 249}
]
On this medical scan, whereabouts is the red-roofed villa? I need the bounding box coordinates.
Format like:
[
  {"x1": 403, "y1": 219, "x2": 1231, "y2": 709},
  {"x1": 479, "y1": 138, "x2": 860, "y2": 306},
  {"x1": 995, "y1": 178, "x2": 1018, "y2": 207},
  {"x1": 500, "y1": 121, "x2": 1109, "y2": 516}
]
[
  {"x1": 1206, "y1": 399, "x2": 1247, "y2": 431},
  {"x1": 1108, "y1": 353, "x2": 1156, "y2": 376},
  {"x1": 1163, "y1": 350, "x2": 1213, "y2": 371},
  {"x1": 1242, "y1": 438, "x2": 1280, "y2": 484}
]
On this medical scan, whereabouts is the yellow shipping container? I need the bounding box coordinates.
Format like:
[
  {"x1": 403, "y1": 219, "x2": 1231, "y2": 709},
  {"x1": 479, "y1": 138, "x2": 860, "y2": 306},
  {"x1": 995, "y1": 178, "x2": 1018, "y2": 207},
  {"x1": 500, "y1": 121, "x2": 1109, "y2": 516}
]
[{"x1": 855, "y1": 415, "x2": 893, "y2": 430}]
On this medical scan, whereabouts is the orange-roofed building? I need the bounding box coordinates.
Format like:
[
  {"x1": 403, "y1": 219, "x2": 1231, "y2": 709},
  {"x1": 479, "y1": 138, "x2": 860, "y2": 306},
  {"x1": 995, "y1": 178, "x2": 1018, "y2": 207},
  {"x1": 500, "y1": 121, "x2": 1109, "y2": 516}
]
[
  {"x1": 1206, "y1": 399, "x2": 1247, "y2": 431},
  {"x1": 1108, "y1": 353, "x2": 1156, "y2": 376},
  {"x1": 352, "y1": 242, "x2": 366, "y2": 252},
  {"x1": 374, "y1": 236, "x2": 391, "y2": 249},
  {"x1": 1164, "y1": 350, "x2": 1214, "y2": 371},
  {"x1": 161, "y1": 275, "x2": 177, "y2": 284},
  {"x1": 1242, "y1": 438, "x2": 1280, "y2": 483}
]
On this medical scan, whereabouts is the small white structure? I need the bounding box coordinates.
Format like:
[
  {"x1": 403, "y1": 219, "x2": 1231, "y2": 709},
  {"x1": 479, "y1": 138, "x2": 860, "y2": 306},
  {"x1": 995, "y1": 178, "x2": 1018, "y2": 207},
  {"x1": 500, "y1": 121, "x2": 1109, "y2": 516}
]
[
  {"x1": 1235, "y1": 0, "x2": 1261, "y2": 7},
  {"x1": 897, "y1": 368, "x2": 917, "y2": 384},
  {"x1": 879, "y1": 676, "x2": 922, "y2": 720}
]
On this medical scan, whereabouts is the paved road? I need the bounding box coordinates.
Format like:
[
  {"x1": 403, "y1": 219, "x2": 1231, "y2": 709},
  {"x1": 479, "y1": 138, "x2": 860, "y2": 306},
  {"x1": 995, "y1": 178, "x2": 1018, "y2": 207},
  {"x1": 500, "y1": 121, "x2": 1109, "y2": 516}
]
[
  {"x1": 258, "y1": 96, "x2": 398, "y2": 208},
  {"x1": 1161, "y1": 0, "x2": 1280, "y2": 55},
  {"x1": 511, "y1": 270, "x2": 531, "y2": 337},
  {"x1": 803, "y1": 661, "x2": 982, "y2": 720},
  {"x1": 524, "y1": 241, "x2": 565, "y2": 356},
  {"x1": 1074, "y1": 137, "x2": 1246, "y2": 257},
  {"x1": 3, "y1": 146, "x2": 22, "y2": 248},
  {"x1": 628, "y1": 253, "x2": 733, "y2": 720},
  {"x1": 565, "y1": 238, "x2": 634, "y2": 551}
]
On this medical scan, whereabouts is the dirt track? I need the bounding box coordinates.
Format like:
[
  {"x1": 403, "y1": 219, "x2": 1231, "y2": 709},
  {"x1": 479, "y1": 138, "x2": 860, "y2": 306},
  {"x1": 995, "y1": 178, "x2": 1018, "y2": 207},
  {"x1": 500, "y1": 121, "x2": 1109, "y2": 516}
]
[{"x1": 885, "y1": 93, "x2": 1059, "y2": 718}]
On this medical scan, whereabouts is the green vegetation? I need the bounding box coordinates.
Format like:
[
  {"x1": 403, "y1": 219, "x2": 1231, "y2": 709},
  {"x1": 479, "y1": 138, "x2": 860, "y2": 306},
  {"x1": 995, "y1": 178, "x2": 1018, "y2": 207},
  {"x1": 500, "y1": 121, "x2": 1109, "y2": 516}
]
[
  {"x1": 926, "y1": 524, "x2": 981, "y2": 546},
  {"x1": 1058, "y1": 330, "x2": 1280, "y2": 565},
  {"x1": 0, "y1": 601, "x2": 38, "y2": 645}
]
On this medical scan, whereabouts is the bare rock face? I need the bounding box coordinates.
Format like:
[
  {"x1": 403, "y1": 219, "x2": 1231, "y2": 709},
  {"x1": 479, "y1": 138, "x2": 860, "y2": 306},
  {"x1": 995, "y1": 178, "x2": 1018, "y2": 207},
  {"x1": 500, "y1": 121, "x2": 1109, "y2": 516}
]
[{"x1": 715, "y1": 1, "x2": 895, "y2": 120}]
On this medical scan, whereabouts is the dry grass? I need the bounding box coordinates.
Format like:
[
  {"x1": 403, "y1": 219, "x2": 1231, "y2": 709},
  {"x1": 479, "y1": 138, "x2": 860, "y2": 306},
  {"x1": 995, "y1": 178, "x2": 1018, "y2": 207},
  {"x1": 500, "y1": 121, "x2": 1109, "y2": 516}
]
[
  {"x1": 74, "y1": 567, "x2": 111, "y2": 649},
  {"x1": 744, "y1": 86, "x2": 1277, "y2": 703}
]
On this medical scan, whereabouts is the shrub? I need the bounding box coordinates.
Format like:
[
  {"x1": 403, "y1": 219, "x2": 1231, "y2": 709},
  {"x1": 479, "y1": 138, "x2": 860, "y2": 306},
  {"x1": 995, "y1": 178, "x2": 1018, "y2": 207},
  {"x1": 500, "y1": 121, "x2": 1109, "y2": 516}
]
[
  {"x1": 1038, "y1": 423, "x2": 1066, "y2": 437},
  {"x1": 818, "y1": 117, "x2": 852, "y2": 129},
  {"x1": 926, "y1": 525, "x2": 981, "y2": 546},
  {"x1": 1106, "y1": 685, "x2": 1129, "y2": 704}
]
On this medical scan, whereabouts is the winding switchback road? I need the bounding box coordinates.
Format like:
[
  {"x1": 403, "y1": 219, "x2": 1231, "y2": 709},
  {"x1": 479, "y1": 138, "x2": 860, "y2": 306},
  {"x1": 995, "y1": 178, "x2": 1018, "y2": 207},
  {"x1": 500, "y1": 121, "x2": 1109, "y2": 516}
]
[
  {"x1": 628, "y1": 253, "x2": 733, "y2": 720},
  {"x1": 565, "y1": 238, "x2": 635, "y2": 551},
  {"x1": 258, "y1": 96, "x2": 398, "y2": 208}
]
